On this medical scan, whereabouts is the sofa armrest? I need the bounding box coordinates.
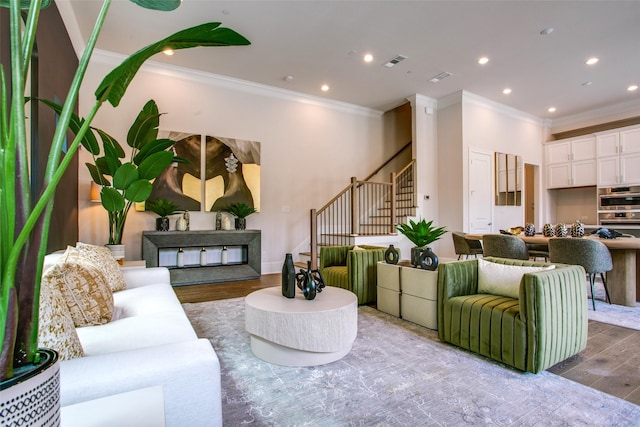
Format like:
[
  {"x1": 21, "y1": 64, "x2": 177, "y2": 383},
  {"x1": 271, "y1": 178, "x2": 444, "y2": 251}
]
[
  {"x1": 346, "y1": 248, "x2": 386, "y2": 304},
  {"x1": 319, "y1": 246, "x2": 350, "y2": 270},
  {"x1": 121, "y1": 267, "x2": 170, "y2": 289},
  {"x1": 60, "y1": 338, "x2": 221, "y2": 426},
  {"x1": 520, "y1": 265, "x2": 588, "y2": 373},
  {"x1": 437, "y1": 259, "x2": 478, "y2": 340}
]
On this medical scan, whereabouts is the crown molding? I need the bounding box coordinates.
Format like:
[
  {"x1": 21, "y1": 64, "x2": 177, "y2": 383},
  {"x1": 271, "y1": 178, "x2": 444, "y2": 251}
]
[{"x1": 549, "y1": 99, "x2": 640, "y2": 134}]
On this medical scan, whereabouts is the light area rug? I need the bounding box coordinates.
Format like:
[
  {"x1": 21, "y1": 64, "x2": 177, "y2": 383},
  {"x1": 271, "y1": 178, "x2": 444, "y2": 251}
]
[
  {"x1": 588, "y1": 280, "x2": 640, "y2": 331},
  {"x1": 183, "y1": 296, "x2": 640, "y2": 426}
]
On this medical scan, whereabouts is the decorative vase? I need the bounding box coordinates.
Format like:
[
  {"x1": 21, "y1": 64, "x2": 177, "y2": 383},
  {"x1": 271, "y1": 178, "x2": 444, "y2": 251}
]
[
  {"x1": 556, "y1": 223, "x2": 568, "y2": 237},
  {"x1": 215, "y1": 211, "x2": 222, "y2": 230},
  {"x1": 175, "y1": 216, "x2": 187, "y2": 231},
  {"x1": 417, "y1": 246, "x2": 439, "y2": 271},
  {"x1": 295, "y1": 260, "x2": 326, "y2": 300},
  {"x1": 105, "y1": 244, "x2": 125, "y2": 265},
  {"x1": 235, "y1": 217, "x2": 246, "y2": 230},
  {"x1": 221, "y1": 246, "x2": 228, "y2": 265},
  {"x1": 177, "y1": 248, "x2": 184, "y2": 267},
  {"x1": 571, "y1": 220, "x2": 585, "y2": 237},
  {"x1": 543, "y1": 223, "x2": 555, "y2": 237},
  {"x1": 200, "y1": 248, "x2": 207, "y2": 266},
  {"x1": 384, "y1": 244, "x2": 399, "y2": 264},
  {"x1": 282, "y1": 253, "x2": 296, "y2": 298},
  {"x1": 156, "y1": 217, "x2": 170, "y2": 231},
  {"x1": 0, "y1": 348, "x2": 60, "y2": 427},
  {"x1": 524, "y1": 223, "x2": 536, "y2": 237}
]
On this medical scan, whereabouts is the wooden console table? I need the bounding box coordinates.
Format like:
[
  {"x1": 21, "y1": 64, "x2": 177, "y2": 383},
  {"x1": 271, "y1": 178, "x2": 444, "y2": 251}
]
[{"x1": 142, "y1": 230, "x2": 261, "y2": 286}]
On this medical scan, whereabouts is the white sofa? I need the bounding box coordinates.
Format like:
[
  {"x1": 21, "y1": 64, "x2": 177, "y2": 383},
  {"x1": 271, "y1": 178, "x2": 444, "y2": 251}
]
[{"x1": 44, "y1": 254, "x2": 222, "y2": 426}]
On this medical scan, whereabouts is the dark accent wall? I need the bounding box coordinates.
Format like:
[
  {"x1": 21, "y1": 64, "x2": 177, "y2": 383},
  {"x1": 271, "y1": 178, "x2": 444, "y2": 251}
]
[{"x1": 1, "y1": 4, "x2": 79, "y2": 252}]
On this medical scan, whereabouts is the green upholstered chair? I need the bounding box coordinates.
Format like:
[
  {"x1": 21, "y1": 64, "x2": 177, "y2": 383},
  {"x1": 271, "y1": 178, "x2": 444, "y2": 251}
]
[
  {"x1": 319, "y1": 245, "x2": 397, "y2": 305},
  {"x1": 437, "y1": 257, "x2": 588, "y2": 373},
  {"x1": 452, "y1": 231, "x2": 484, "y2": 260},
  {"x1": 482, "y1": 234, "x2": 529, "y2": 260}
]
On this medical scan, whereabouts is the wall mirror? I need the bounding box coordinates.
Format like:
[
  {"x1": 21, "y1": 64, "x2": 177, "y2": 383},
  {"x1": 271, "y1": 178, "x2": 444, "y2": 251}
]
[{"x1": 495, "y1": 152, "x2": 522, "y2": 206}]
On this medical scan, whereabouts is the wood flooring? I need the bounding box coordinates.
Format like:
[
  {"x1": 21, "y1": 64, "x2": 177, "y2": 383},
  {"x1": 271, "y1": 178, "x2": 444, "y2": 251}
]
[{"x1": 174, "y1": 275, "x2": 640, "y2": 406}]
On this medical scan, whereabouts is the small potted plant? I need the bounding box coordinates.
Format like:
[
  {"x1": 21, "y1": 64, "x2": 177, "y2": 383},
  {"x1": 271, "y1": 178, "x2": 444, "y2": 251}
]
[
  {"x1": 223, "y1": 202, "x2": 257, "y2": 230},
  {"x1": 397, "y1": 218, "x2": 447, "y2": 270},
  {"x1": 146, "y1": 199, "x2": 183, "y2": 231}
]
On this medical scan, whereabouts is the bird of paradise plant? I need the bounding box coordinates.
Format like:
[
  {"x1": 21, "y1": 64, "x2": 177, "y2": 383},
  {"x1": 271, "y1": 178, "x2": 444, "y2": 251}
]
[{"x1": 0, "y1": 0, "x2": 249, "y2": 380}]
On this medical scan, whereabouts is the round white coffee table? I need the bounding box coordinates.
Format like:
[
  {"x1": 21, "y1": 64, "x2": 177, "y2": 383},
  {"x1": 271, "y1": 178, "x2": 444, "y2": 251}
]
[{"x1": 244, "y1": 286, "x2": 357, "y2": 366}]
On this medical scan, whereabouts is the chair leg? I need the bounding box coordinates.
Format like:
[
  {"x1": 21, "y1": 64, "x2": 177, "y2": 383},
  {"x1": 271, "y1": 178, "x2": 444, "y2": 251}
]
[
  {"x1": 589, "y1": 273, "x2": 597, "y2": 311},
  {"x1": 457, "y1": 254, "x2": 462, "y2": 260},
  {"x1": 600, "y1": 273, "x2": 612, "y2": 304}
]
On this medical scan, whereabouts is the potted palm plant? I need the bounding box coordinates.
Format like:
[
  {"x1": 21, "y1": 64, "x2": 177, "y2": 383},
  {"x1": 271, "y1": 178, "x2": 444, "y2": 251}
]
[
  {"x1": 397, "y1": 218, "x2": 447, "y2": 270},
  {"x1": 224, "y1": 202, "x2": 257, "y2": 230},
  {"x1": 146, "y1": 199, "x2": 183, "y2": 231},
  {"x1": 0, "y1": 0, "x2": 249, "y2": 419}
]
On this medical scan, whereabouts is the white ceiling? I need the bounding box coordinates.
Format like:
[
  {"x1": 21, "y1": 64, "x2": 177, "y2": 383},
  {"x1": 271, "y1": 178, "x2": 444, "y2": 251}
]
[{"x1": 61, "y1": 0, "x2": 640, "y2": 119}]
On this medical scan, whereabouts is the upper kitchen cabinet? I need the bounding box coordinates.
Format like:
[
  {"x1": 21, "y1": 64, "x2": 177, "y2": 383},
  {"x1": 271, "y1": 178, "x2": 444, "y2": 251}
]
[
  {"x1": 596, "y1": 125, "x2": 640, "y2": 186},
  {"x1": 545, "y1": 135, "x2": 596, "y2": 189}
]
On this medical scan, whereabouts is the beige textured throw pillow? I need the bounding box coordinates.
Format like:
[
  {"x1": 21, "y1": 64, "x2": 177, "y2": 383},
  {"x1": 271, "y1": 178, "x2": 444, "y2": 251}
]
[
  {"x1": 75, "y1": 242, "x2": 127, "y2": 292},
  {"x1": 38, "y1": 274, "x2": 84, "y2": 360},
  {"x1": 477, "y1": 259, "x2": 555, "y2": 299},
  {"x1": 47, "y1": 247, "x2": 114, "y2": 327}
]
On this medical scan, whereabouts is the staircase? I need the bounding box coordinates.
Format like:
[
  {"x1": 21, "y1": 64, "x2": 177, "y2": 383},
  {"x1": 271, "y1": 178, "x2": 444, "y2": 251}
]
[{"x1": 301, "y1": 159, "x2": 417, "y2": 269}]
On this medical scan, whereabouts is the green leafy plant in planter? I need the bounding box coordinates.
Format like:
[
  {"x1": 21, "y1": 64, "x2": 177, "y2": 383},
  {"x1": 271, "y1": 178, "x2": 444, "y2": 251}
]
[
  {"x1": 397, "y1": 218, "x2": 447, "y2": 270},
  {"x1": 0, "y1": 0, "x2": 250, "y2": 387},
  {"x1": 146, "y1": 199, "x2": 182, "y2": 231},
  {"x1": 82, "y1": 99, "x2": 181, "y2": 245},
  {"x1": 224, "y1": 202, "x2": 257, "y2": 230}
]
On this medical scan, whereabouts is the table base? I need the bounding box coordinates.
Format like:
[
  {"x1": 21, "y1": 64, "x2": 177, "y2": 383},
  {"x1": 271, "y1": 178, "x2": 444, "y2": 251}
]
[{"x1": 250, "y1": 335, "x2": 353, "y2": 367}]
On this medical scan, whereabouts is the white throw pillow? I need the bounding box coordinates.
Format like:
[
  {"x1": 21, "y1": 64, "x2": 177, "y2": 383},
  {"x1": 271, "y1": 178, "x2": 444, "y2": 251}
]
[{"x1": 477, "y1": 259, "x2": 555, "y2": 299}]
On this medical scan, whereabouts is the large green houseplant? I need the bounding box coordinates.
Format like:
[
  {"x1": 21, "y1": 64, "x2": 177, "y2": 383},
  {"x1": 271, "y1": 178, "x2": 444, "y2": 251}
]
[
  {"x1": 397, "y1": 218, "x2": 447, "y2": 270},
  {"x1": 0, "y1": 0, "x2": 249, "y2": 383}
]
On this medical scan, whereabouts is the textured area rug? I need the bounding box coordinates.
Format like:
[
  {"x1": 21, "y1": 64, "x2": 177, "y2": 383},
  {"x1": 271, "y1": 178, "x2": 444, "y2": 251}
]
[
  {"x1": 588, "y1": 281, "x2": 640, "y2": 330},
  {"x1": 183, "y1": 297, "x2": 640, "y2": 426}
]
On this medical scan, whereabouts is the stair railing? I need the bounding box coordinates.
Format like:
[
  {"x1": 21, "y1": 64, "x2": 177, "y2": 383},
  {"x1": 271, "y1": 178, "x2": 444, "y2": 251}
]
[{"x1": 309, "y1": 159, "x2": 415, "y2": 269}]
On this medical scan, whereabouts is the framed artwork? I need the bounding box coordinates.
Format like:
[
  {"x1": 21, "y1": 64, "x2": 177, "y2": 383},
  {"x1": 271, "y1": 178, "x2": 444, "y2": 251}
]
[{"x1": 148, "y1": 132, "x2": 261, "y2": 213}]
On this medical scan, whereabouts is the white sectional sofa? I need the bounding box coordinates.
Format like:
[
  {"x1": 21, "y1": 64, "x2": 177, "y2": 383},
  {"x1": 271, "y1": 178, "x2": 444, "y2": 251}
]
[{"x1": 42, "y1": 252, "x2": 222, "y2": 426}]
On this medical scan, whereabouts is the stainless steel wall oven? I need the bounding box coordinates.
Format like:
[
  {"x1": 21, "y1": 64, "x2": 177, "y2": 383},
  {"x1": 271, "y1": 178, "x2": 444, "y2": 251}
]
[{"x1": 598, "y1": 186, "x2": 640, "y2": 225}]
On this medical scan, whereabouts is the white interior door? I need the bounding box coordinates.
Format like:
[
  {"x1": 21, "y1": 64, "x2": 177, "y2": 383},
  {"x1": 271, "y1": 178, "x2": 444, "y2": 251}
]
[{"x1": 469, "y1": 149, "x2": 493, "y2": 233}]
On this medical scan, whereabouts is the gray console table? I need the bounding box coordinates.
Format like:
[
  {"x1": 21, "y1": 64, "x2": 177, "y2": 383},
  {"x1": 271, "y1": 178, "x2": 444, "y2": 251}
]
[{"x1": 142, "y1": 230, "x2": 261, "y2": 286}]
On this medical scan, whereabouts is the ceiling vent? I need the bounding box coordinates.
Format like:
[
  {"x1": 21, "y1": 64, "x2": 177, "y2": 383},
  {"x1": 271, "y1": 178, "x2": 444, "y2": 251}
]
[
  {"x1": 429, "y1": 71, "x2": 453, "y2": 83},
  {"x1": 384, "y1": 54, "x2": 408, "y2": 68}
]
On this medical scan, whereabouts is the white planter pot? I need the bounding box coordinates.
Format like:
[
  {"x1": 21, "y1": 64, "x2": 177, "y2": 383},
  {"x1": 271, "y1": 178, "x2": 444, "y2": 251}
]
[
  {"x1": 0, "y1": 348, "x2": 60, "y2": 427},
  {"x1": 105, "y1": 244, "x2": 125, "y2": 265}
]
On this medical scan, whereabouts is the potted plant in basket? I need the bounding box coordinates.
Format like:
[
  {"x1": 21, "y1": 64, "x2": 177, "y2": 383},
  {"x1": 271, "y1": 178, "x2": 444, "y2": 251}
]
[
  {"x1": 0, "y1": 0, "x2": 250, "y2": 419},
  {"x1": 146, "y1": 199, "x2": 183, "y2": 231},
  {"x1": 224, "y1": 202, "x2": 257, "y2": 230},
  {"x1": 397, "y1": 218, "x2": 447, "y2": 270}
]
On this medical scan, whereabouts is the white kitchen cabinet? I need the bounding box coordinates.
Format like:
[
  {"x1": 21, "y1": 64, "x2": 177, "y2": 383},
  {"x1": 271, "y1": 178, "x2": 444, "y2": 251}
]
[
  {"x1": 545, "y1": 135, "x2": 596, "y2": 188},
  {"x1": 596, "y1": 126, "x2": 640, "y2": 186}
]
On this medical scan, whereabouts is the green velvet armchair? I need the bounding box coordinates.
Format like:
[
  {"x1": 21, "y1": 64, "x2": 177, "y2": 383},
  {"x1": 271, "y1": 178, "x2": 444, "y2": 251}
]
[
  {"x1": 319, "y1": 245, "x2": 397, "y2": 305},
  {"x1": 437, "y1": 257, "x2": 587, "y2": 373}
]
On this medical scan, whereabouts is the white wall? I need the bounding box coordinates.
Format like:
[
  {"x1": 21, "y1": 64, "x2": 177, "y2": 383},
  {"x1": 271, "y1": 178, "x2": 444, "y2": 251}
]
[
  {"x1": 77, "y1": 52, "x2": 384, "y2": 273},
  {"x1": 435, "y1": 91, "x2": 547, "y2": 259}
]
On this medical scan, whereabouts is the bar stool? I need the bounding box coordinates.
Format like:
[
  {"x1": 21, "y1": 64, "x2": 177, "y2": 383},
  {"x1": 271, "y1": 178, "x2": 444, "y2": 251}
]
[
  {"x1": 548, "y1": 237, "x2": 612, "y2": 311},
  {"x1": 452, "y1": 232, "x2": 483, "y2": 260},
  {"x1": 482, "y1": 234, "x2": 529, "y2": 260}
]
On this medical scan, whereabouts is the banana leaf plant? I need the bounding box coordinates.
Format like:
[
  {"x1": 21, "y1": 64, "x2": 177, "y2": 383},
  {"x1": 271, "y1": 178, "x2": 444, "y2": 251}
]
[
  {"x1": 43, "y1": 98, "x2": 183, "y2": 245},
  {"x1": 0, "y1": 0, "x2": 250, "y2": 380}
]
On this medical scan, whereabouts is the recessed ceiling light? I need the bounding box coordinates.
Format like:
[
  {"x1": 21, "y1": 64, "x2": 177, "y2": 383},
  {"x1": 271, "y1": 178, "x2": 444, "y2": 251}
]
[
  {"x1": 628, "y1": 85, "x2": 638, "y2": 92},
  {"x1": 477, "y1": 57, "x2": 489, "y2": 65},
  {"x1": 502, "y1": 88, "x2": 512, "y2": 95},
  {"x1": 548, "y1": 107, "x2": 557, "y2": 113},
  {"x1": 283, "y1": 75, "x2": 293, "y2": 82},
  {"x1": 585, "y1": 57, "x2": 599, "y2": 65},
  {"x1": 162, "y1": 48, "x2": 174, "y2": 56},
  {"x1": 540, "y1": 27, "x2": 554, "y2": 35},
  {"x1": 321, "y1": 84, "x2": 330, "y2": 92},
  {"x1": 363, "y1": 53, "x2": 374, "y2": 63}
]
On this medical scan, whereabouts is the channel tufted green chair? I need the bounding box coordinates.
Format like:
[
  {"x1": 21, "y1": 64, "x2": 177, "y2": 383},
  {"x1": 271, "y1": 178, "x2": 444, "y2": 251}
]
[
  {"x1": 319, "y1": 245, "x2": 397, "y2": 305},
  {"x1": 438, "y1": 257, "x2": 588, "y2": 373}
]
